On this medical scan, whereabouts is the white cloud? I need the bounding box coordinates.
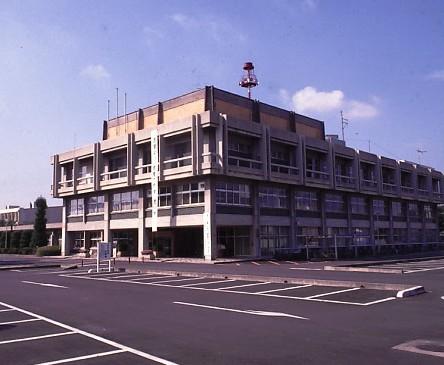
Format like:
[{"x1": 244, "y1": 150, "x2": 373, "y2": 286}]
[
  {"x1": 302, "y1": 0, "x2": 318, "y2": 11},
  {"x1": 427, "y1": 69, "x2": 444, "y2": 81},
  {"x1": 283, "y1": 86, "x2": 379, "y2": 120},
  {"x1": 80, "y1": 64, "x2": 110, "y2": 81},
  {"x1": 168, "y1": 13, "x2": 246, "y2": 43},
  {"x1": 292, "y1": 86, "x2": 344, "y2": 113},
  {"x1": 143, "y1": 26, "x2": 164, "y2": 46}
]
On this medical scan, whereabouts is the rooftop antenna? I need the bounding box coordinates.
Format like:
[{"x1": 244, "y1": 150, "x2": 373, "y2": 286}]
[
  {"x1": 239, "y1": 62, "x2": 258, "y2": 99},
  {"x1": 124, "y1": 92, "x2": 127, "y2": 133},
  {"x1": 340, "y1": 110, "x2": 349, "y2": 141},
  {"x1": 416, "y1": 148, "x2": 427, "y2": 164}
]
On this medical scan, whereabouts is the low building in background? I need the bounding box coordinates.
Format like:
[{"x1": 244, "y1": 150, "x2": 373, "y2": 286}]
[
  {"x1": 0, "y1": 205, "x2": 62, "y2": 247},
  {"x1": 50, "y1": 86, "x2": 444, "y2": 260}
]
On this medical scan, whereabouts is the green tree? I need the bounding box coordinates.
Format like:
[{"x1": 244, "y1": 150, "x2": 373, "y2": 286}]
[
  {"x1": 20, "y1": 231, "x2": 33, "y2": 248},
  {"x1": 31, "y1": 197, "x2": 48, "y2": 247},
  {"x1": 10, "y1": 231, "x2": 21, "y2": 249}
]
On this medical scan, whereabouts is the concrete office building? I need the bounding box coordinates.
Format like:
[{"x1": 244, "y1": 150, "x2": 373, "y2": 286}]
[{"x1": 51, "y1": 86, "x2": 444, "y2": 260}]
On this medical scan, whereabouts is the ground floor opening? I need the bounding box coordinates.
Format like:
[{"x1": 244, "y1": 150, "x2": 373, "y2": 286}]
[{"x1": 147, "y1": 227, "x2": 203, "y2": 258}]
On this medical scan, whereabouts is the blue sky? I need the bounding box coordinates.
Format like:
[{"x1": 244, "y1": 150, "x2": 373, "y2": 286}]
[{"x1": 1, "y1": 0, "x2": 443, "y2": 207}]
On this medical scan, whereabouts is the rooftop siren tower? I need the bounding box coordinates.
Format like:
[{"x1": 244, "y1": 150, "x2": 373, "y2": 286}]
[{"x1": 239, "y1": 62, "x2": 258, "y2": 99}]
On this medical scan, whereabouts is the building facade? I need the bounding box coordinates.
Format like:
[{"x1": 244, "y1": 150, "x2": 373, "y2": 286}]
[{"x1": 51, "y1": 86, "x2": 444, "y2": 260}]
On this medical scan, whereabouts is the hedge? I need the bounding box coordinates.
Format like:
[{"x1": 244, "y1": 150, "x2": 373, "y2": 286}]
[{"x1": 36, "y1": 245, "x2": 61, "y2": 257}]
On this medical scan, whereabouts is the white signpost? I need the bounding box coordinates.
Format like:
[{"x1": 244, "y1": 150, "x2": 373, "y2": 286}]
[{"x1": 97, "y1": 242, "x2": 113, "y2": 273}]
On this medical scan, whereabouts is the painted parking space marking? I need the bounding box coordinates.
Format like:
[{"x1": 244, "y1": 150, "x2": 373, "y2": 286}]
[
  {"x1": 0, "y1": 301, "x2": 180, "y2": 365},
  {"x1": 22, "y1": 281, "x2": 68, "y2": 289},
  {"x1": 174, "y1": 301, "x2": 309, "y2": 320},
  {"x1": 251, "y1": 261, "x2": 261, "y2": 266},
  {"x1": 393, "y1": 339, "x2": 444, "y2": 359},
  {"x1": 305, "y1": 287, "x2": 360, "y2": 299},
  {"x1": 130, "y1": 275, "x2": 177, "y2": 282},
  {"x1": 217, "y1": 282, "x2": 271, "y2": 290},
  {"x1": 0, "y1": 332, "x2": 76, "y2": 345},
  {"x1": 0, "y1": 318, "x2": 41, "y2": 326},
  {"x1": 268, "y1": 260, "x2": 281, "y2": 266},
  {"x1": 179, "y1": 279, "x2": 237, "y2": 287},
  {"x1": 35, "y1": 349, "x2": 126, "y2": 365},
  {"x1": 289, "y1": 267, "x2": 323, "y2": 271},
  {"x1": 0, "y1": 309, "x2": 14, "y2": 313},
  {"x1": 256, "y1": 285, "x2": 312, "y2": 294}
]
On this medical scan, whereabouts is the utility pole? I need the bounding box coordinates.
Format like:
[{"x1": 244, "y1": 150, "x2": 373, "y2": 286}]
[
  {"x1": 340, "y1": 110, "x2": 349, "y2": 142},
  {"x1": 417, "y1": 149, "x2": 427, "y2": 164}
]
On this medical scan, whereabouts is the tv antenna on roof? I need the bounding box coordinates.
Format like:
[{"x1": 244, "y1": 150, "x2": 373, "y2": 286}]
[
  {"x1": 416, "y1": 148, "x2": 427, "y2": 164},
  {"x1": 239, "y1": 62, "x2": 258, "y2": 99},
  {"x1": 340, "y1": 110, "x2": 349, "y2": 142}
]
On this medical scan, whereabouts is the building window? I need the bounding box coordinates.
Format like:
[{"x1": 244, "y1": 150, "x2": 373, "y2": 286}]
[
  {"x1": 87, "y1": 195, "x2": 104, "y2": 214},
  {"x1": 373, "y1": 199, "x2": 388, "y2": 216},
  {"x1": 410, "y1": 228, "x2": 422, "y2": 242},
  {"x1": 89, "y1": 231, "x2": 102, "y2": 247},
  {"x1": 260, "y1": 226, "x2": 290, "y2": 255},
  {"x1": 327, "y1": 227, "x2": 350, "y2": 245},
  {"x1": 145, "y1": 185, "x2": 152, "y2": 208},
  {"x1": 374, "y1": 228, "x2": 390, "y2": 244},
  {"x1": 325, "y1": 193, "x2": 345, "y2": 213},
  {"x1": 296, "y1": 226, "x2": 321, "y2": 246},
  {"x1": 408, "y1": 202, "x2": 419, "y2": 218},
  {"x1": 217, "y1": 227, "x2": 251, "y2": 257},
  {"x1": 216, "y1": 182, "x2": 251, "y2": 206},
  {"x1": 176, "y1": 182, "x2": 205, "y2": 206},
  {"x1": 295, "y1": 191, "x2": 318, "y2": 211},
  {"x1": 68, "y1": 198, "x2": 84, "y2": 216},
  {"x1": 351, "y1": 196, "x2": 368, "y2": 215},
  {"x1": 73, "y1": 232, "x2": 85, "y2": 249},
  {"x1": 392, "y1": 201, "x2": 405, "y2": 217},
  {"x1": 259, "y1": 186, "x2": 288, "y2": 209},
  {"x1": 393, "y1": 228, "x2": 408, "y2": 243},
  {"x1": 112, "y1": 190, "x2": 139, "y2": 211},
  {"x1": 352, "y1": 228, "x2": 370, "y2": 245},
  {"x1": 159, "y1": 186, "x2": 172, "y2": 207},
  {"x1": 423, "y1": 204, "x2": 432, "y2": 220}
]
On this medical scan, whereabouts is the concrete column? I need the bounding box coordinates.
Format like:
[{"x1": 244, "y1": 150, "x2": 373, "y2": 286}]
[
  {"x1": 368, "y1": 198, "x2": 376, "y2": 253},
  {"x1": 222, "y1": 115, "x2": 229, "y2": 175},
  {"x1": 196, "y1": 115, "x2": 203, "y2": 175},
  {"x1": 203, "y1": 177, "x2": 217, "y2": 260},
  {"x1": 388, "y1": 199, "x2": 394, "y2": 245},
  {"x1": 61, "y1": 201, "x2": 68, "y2": 256},
  {"x1": 93, "y1": 143, "x2": 101, "y2": 191},
  {"x1": 289, "y1": 185, "x2": 297, "y2": 251},
  {"x1": 406, "y1": 201, "x2": 411, "y2": 243},
  {"x1": 72, "y1": 157, "x2": 78, "y2": 194},
  {"x1": 320, "y1": 190, "x2": 327, "y2": 250},
  {"x1": 353, "y1": 151, "x2": 359, "y2": 190},
  {"x1": 52, "y1": 155, "x2": 60, "y2": 198},
  {"x1": 191, "y1": 115, "x2": 198, "y2": 175},
  {"x1": 251, "y1": 184, "x2": 260, "y2": 257},
  {"x1": 103, "y1": 193, "x2": 111, "y2": 244},
  {"x1": 301, "y1": 137, "x2": 306, "y2": 185},
  {"x1": 216, "y1": 115, "x2": 225, "y2": 172},
  {"x1": 297, "y1": 136, "x2": 304, "y2": 184},
  {"x1": 261, "y1": 126, "x2": 270, "y2": 180},
  {"x1": 376, "y1": 158, "x2": 383, "y2": 195},
  {"x1": 127, "y1": 133, "x2": 135, "y2": 186},
  {"x1": 328, "y1": 143, "x2": 334, "y2": 188},
  {"x1": 158, "y1": 134, "x2": 164, "y2": 181},
  {"x1": 137, "y1": 186, "x2": 147, "y2": 257}
]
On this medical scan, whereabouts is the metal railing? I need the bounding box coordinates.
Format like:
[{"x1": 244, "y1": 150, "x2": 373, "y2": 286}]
[
  {"x1": 163, "y1": 156, "x2": 192, "y2": 169},
  {"x1": 77, "y1": 176, "x2": 93, "y2": 185},
  {"x1": 382, "y1": 182, "x2": 397, "y2": 193},
  {"x1": 400, "y1": 185, "x2": 414, "y2": 194},
  {"x1": 100, "y1": 168, "x2": 127, "y2": 181},
  {"x1": 361, "y1": 178, "x2": 378, "y2": 188},
  {"x1": 335, "y1": 174, "x2": 355, "y2": 187},
  {"x1": 228, "y1": 155, "x2": 262, "y2": 169},
  {"x1": 305, "y1": 169, "x2": 330, "y2": 181},
  {"x1": 58, "y1": 179, "x2": 73, "y2": 189},
  {"x1": 271, "y1": 162, "x2": 299, "y2": 175},
  {"x1": 135, "y1": 163, "x2": 152, "y2": 175},
  {"x1": 417, "y1": 188, "x2": 429, "y2": 197}
]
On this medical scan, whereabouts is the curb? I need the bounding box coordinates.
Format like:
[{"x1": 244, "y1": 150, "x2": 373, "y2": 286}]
[
  {"x1": 396, "y1": 286, "x2": 425, "y2": 298},
  {"x1": 122, "y1": 267, "x2": 418, "y2": 292},
  {"x1": 324, "y1": 265, "x2": 404, "y2": 274},
  {"x1": 0, "y1": 264, "x2": 60, "y2": 271}
]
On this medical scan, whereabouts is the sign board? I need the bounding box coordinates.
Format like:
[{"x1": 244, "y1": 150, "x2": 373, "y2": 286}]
[
  {"x1": 98, "y1": 242, "x2": 112, "y2": 260},
  {"x1": 151, "y1": 129, "x2": 159, "y2": 232}
]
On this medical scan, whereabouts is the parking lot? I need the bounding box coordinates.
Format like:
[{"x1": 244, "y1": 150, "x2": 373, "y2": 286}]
[
  {"x1": 1, "y1": 255, "x2": 444, "y2": 364},
  {"x1": 362, "y1": 258, "x2": 444, "y2": 274}
]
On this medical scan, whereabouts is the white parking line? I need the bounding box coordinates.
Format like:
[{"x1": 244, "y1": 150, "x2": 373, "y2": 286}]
[
  {"x1": 174, "y1": 301, "x2": 309, "y2": 320},
  {"x1": 179, "y1": 279, "x2": 236, "y2": 287},
  {"x1": 268, "y1": 261, "x2": 280, "y2": 266},
  {"x1": 149, "y1": 277, "x2": 208, "y2": 285},
  {"x1": 35, "y1": 349, "x2": 126, "y2": 365},
  {"x1": 305, "y1": 287, "x2": 360, "y2": 299},
  {"x1": 289, "y1": 267, "x2": 323, "y2": 271},
  {"x1": 218, "y1": 282, "x2": 270, "y2": 290},
  {"x1": 110, "y1": 273, "x2": 165, "y2": 279},
  {"x1": 0, "y1": 308, "x2": 14, "y2": 312},
  {"x1": 22, "y1": 281, "x2": 68, "y2": 289},
  {"x1": 404, "y1": 267, "x2": 444, "y2": 274},
  {"x1": 251, "y1": 261, "x2": 261, "y2": 266},
  {"x1": 130, "y1": 275, "x2": 177, "y2": 281},
  {"x1": 0, "y1": 318, "x2": 41, "y2": 326},
  {"x1": 0, "y1": 332, "x2": 75, "y2": 345},
  {"x1": 256, "y1": 285, "x2": 312, "y2": 294},
  {"x1": 0, "y1": 301, "x2": 179, "y2": 365}
]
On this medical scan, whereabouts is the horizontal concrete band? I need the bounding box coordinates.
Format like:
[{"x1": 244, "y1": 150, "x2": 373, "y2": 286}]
[{"x1": 122, "y1": 268, "x2": 419, "y2": 292}]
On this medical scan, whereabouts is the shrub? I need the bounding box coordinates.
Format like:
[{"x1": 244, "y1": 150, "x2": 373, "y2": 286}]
[
  {"x1": 36, "y1": 245, "x2": 61, "y2": 257},
  {"x1": 19, "y1": 247, "x2": 34, "y2": 255}
]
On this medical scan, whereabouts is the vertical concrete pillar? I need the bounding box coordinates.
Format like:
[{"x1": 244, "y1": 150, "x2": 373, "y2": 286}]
[
  {"x1": 376, "y1": 158, "x2": 383, "y2": 195},
  {"x1": 191, "y1": 115, "x2": 198, "y2": 175},
  {"x1": 252, "y1": 184, "x2": 260, "y2": 257},
  {"x1": 320, "y1": 190, "x2": 327, "y2": 251},
  {"x1": 300, "y1": 136, "x2": 306, "y2": 185},
  {"x1": 137, "y1": 186, "x2": 147, "y2": 257},
  {"x1": 289, "y1": 185, "x2": 297, "y2": 251},
  {"x1": 93, "y1": 143, "x2": 101, "y2": 191},
  {"x1": 103, "y1": 193, "x2": 111, "y2": 244},
  {"x1": 328, "y1": 142, "x2": 335, "y2": 188},
  {"x1": 353, "y1": 151, "x2": 359, "y2": 190},
  {"x1": 72, "y1": 157, "x2": 78, "y2": 194},
  {"x1": 52, "y1": 155, "x2": 60, "y2": 198},
  {"x1": 127, "y1": 133, "x2": 135, "y2": 186},
  {"x1": 196, "y1": 115, "x2": 203, "y2": 175},
  {"x1": 388, "y1": 199, "x2": 394, "y2": 245},
  {"x1": 216, "y1": 115, "x2": 225, "y2": 172},
  {"x1": 61, "y1": 202, "x2": 68, "y2": 256},
  {"x1": 203, "y1": 177, "x2": 217, "y2": 261},
  {"x1": 222, "y1": 115, "x2": 229, "y2": 175},
  {"x1": 261, "y1": 126, "x2": 270, "y2": 181}
]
